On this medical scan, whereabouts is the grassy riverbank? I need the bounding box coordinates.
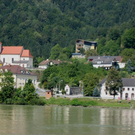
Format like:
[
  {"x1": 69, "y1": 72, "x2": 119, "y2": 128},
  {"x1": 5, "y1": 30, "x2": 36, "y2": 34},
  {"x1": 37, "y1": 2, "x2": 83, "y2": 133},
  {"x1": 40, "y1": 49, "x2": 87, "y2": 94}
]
[{"x1": 41, "y1": 97, "x2": 134, "y2": 109}]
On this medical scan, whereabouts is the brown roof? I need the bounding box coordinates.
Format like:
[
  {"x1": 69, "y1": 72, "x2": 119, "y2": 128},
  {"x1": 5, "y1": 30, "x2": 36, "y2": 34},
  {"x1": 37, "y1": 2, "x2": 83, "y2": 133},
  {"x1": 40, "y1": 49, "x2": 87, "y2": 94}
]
[
  {"x1": 39, "y1": 59, "x2": 61, "y2": 65},
  {"x1": 1, "y1": 46, "x2": 23, "y2": 55},
  {"x1": 21, "y1": 50, "x2": 33, "y2": 58},
  {"x1": 0, "y1": 65, "x2": 36, "y2": 76}
]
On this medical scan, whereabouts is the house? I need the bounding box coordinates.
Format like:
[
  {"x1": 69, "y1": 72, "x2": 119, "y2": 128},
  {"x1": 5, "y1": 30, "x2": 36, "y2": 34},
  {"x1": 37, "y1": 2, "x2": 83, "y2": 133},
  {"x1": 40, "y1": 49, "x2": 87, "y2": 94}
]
[
  {"x1": 99, "y1": 78, "x2": 135, "y2": 100},
  {"x1": 76, "y1": 39, "x2": 97, "y2": 53},
  {"x1": 64, "y1": 85, "x2": 82, "y2": 95},
  {"x1": 0, "y1": 42, "x2": 33, "y2": 68},
  {"x1": 0, "y1": 65, "x2": 37, "y2": 89},
  {"x1": 88, "y1": 56, "x2": 125, "y2": 69},
  {"x1": 38, "y1": 59, "x2": 61, "y2": 69}
]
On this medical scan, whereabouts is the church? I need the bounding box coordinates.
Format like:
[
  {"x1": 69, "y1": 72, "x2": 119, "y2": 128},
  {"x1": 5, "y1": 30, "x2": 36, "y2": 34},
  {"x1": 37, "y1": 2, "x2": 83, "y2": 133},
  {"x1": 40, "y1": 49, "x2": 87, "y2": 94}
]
[{"x1": 0, "y1": 42, "x2": 33, "y2": 68}]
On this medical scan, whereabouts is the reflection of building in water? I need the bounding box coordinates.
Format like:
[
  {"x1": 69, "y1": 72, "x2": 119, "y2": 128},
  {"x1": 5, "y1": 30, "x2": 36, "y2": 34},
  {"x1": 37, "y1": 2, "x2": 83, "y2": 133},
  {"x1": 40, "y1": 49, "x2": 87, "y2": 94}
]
[{"x1": 100, "y1": 108, "x2": 135, "y2": 131}]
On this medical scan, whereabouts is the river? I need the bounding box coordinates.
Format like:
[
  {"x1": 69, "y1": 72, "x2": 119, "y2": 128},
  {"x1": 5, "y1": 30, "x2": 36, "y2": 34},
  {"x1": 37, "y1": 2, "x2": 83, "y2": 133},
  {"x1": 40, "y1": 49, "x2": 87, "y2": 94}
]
[{"x1": 0, "y1": 105, "x2": 135, "y2": 135}]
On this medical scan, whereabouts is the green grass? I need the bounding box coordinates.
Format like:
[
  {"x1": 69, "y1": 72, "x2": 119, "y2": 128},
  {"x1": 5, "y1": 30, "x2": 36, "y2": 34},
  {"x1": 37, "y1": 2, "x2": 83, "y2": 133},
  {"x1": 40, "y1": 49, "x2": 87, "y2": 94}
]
[{"x1": 41, "y1": 97, "x2": 135, "y2": 108}]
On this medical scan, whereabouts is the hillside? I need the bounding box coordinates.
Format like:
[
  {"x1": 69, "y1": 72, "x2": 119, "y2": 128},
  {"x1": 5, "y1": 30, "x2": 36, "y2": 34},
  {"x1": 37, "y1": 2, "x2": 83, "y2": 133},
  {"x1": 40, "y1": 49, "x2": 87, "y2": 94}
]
[{"x1": 0, "y1": 0, "x2": 135, "y2": 58}]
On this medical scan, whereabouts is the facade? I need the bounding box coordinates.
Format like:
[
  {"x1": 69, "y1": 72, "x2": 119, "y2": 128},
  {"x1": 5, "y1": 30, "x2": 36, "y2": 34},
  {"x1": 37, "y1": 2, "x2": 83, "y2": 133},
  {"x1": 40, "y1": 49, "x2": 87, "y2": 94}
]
[
  {"x1": 39, "y1": 59, "x2": 61, "y2": 69},
  {"x1": 88, "y1": 56, "x2": 125, "y2": 69},
  {"x1": 76, "y1": 39, "x2": 97, "y2": 53},
  {"x1": 0, "y1": 65, "x2": 37, "y2": 89},
  {"x1": 64, "y1": 85, "x2": 82, "y2": 95},
  {"x1": 0, "y1": 42, "x2": 33, "y2": 68},
  {"x1": 99, "y1": 78, "x2": 135, "y2": 100},
  {"x1": 72, "y1": 53, "x2": 85, "y2": 58},
  {"x1": 45, "y1": 90, "x2": 53, "y2": 99}
]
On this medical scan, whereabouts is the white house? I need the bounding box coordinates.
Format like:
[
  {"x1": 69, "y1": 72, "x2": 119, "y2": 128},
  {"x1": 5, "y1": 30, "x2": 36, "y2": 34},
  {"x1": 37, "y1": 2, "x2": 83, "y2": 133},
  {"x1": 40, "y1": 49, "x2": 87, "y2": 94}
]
[
  {"x1": 0, "y1": 65, "x2": 37, "y2": 89},
  {"x1": 38, "y1": 59, "x2": 61, "y2": 69},
  {"x1": 0, "y1": 42, "x2": 33, "y2": 68},
  {"x1": 88, "y1": 56, "x2": 125, "y2": 69},
  {"x1": 99, "y1": 78, "x2": 135, "y2": 100}
]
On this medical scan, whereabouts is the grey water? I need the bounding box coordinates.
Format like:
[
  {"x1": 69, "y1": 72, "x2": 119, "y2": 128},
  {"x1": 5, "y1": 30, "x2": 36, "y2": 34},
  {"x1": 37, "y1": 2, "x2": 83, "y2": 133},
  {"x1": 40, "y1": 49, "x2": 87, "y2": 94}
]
[{"x1": 0, "y1": 105, "x2": 135, "y2": 135}]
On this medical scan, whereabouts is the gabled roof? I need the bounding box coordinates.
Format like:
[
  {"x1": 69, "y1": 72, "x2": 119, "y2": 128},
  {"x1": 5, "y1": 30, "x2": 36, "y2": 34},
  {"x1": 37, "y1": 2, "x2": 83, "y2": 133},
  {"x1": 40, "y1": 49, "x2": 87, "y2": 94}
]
[
  {"x1": 1, "y1": 46, "x2": 23, "y2": 55},
  {"x1": 99, "y1": 78, "x2": 135, "y2": 87},
  {"x1": 88, "y1": 56, "x2": 122, "y2": 64},
  {"x1": 21, "y1": 50, "x2": 33, "y2": 58},
  {"x1": 39, "y1": 59, "x2": 61, "y2": 65},
  {"x1": 122, "y1": 78, "x2": 135, "y2": 87},
  {"x1": 0, "y1": 65, "x2": 36, "y2": 76}
]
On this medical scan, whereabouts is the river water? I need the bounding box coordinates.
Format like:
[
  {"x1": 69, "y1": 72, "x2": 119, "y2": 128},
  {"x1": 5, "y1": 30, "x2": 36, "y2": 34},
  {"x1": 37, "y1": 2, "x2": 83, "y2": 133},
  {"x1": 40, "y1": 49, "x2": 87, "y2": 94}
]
[{"x1": 0, "y1": 105, "x2": 135, "y2": 135}]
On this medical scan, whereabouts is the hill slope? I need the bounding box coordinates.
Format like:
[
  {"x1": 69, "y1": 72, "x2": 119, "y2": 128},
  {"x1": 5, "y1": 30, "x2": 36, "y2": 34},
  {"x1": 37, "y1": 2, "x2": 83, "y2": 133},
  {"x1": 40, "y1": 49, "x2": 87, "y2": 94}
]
[{"x1": 0, "y1": 0, "x2": 135, "y2": 58}]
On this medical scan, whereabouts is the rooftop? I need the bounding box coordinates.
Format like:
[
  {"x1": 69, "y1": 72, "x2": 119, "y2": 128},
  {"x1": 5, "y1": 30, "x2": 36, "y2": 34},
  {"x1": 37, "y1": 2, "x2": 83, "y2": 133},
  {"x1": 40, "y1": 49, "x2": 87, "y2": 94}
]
[{"x1": 1, "y1": 46, "x2": 23, "y2": 55}]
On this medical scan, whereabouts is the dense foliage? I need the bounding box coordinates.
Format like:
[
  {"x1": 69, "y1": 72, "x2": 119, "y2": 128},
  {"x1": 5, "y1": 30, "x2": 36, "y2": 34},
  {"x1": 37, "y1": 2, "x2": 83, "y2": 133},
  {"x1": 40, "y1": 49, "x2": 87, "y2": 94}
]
[
  {"x1": 41, "y1": 59, "x2": 107, "y2": 96},
  {"x1": 0, "y1": 72, "x2": 45, "y2": 105},
  {"x1": 1, "y1": 0, "x2": 135, "y2": 60}
]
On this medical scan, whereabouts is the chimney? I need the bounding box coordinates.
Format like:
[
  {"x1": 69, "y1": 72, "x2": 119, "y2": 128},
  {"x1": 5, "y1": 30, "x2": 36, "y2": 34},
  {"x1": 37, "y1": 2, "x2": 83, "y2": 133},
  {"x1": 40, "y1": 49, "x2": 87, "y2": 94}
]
[{"x1": 0, "y1": 42, "x2": 2, "y2": 54}]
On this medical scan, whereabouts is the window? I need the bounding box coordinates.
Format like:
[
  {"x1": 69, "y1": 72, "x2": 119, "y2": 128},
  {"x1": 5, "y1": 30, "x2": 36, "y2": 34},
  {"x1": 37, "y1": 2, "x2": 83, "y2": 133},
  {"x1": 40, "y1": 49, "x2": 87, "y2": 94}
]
[
  {"x1": 3, "y1": 58, "x2": 5, "y2": 63},
  {"x1": 123, "y1": 88, "x2": 125, "y2": 91},
  {"x1": 132, "y1": 88, "x2": 134, "y2": 91},
  {"x1": 128, "y1": 88, "x2": 130, "y2": 90},
  {"x1": 12, "y1": 58, "x2": 14, "y2": 62},
  {"x1": 48, "y1": 92, "x2": 49, "y2": 94}
]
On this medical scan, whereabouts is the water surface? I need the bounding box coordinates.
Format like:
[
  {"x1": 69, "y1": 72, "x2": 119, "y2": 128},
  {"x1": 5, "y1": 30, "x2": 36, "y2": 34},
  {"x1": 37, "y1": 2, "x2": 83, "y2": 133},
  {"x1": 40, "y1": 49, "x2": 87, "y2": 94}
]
[{"x1": 0, "y1": 105, "x2": 135, "y2": 135}]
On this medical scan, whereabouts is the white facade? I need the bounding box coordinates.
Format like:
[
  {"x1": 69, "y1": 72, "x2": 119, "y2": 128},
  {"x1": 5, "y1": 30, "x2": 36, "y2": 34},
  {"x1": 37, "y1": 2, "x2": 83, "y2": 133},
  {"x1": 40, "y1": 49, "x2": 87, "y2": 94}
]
[
  {"x1": 93, "y1": 63, "x2": 112, "y2": 69},
  {"x1": 38, "y1": 65, "x2": 48, "y2": 69},
  {"x1": 1, "y1": 54, "x2": 20, "y2": 65},
  {"x1": 100, "y1": 79, "x2": 135, "y2": 100},
  {"x1": 122, "y1": 87, "x2": 135, "y2": 100},
  {"x1": 64, "y1": 85, "x2": 70, "y2": 95},
  {"x1": 14, "y1": 74, "x2": 37, "y2": 89},
  {"x1": 100, "y1": 81, "x2": 120, "y2": 99}
]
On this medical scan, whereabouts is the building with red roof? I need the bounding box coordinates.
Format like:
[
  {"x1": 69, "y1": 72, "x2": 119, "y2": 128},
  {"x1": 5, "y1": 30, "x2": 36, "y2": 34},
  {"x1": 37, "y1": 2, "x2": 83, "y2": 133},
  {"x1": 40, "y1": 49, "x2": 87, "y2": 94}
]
[{"x1": 0, "y1": 42, "x2": 33, "y2": 68}]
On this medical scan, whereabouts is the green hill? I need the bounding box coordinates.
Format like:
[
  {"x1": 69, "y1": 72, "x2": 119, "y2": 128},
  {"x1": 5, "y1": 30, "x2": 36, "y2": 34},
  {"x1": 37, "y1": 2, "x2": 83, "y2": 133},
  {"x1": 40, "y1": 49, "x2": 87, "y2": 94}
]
[{"x1": 0, "y1": 0, "x2": 135, "y2": 58}]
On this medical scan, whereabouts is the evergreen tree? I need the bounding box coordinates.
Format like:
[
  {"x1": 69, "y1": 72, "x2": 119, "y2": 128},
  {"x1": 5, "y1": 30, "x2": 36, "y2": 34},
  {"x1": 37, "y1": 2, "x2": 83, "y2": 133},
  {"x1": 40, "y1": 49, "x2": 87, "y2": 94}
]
[
  {"x1": 93, "y1": 87, "x2": 100, "y2": 97},
  {"x1": 127, "y1": 59, "x2": 132, "y2": 73}
]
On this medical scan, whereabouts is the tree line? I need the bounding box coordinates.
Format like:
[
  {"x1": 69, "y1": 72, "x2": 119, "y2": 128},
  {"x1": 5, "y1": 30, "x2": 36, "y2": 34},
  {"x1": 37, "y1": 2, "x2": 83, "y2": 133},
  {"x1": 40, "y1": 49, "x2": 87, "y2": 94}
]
[{"x1": 0, "y1": 0, "x2": 135, "y2": 60}]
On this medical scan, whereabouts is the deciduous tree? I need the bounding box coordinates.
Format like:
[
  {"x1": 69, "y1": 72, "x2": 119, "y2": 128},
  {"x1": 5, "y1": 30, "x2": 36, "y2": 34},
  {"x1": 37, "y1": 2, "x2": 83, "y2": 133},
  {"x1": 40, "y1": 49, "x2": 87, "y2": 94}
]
[{"x1": 106, "y1": 68, "x2": 123, "y2": 99}]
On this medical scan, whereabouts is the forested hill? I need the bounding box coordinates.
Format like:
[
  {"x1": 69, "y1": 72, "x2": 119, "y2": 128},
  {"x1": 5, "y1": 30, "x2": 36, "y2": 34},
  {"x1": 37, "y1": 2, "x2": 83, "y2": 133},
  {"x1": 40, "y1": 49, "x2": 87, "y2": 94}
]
[{"x1": 0, "y1": 0, "x2": 135, "y2": 58}]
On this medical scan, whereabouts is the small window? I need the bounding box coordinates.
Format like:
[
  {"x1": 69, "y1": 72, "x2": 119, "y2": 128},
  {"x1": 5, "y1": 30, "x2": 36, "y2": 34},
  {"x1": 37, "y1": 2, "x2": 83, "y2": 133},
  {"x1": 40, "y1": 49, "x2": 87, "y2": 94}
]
[
  {"x1": 132, "y1": 88, "x2": 134, "y2": 91},
  {"x1": 48, "y1": 92, "x2": 49, "y2": 94},
  {"x1": 128, "y1": 88, "x2": 130, "y2": 90},
  {"x1": 12, "y1": 58, "x2": 14, "y2": 62},
  {"x1": 3, "y1": 58, "x2": 5, "y2": 63},
  {"x1": 123, "y1": 88, "x2": 125, "y2": 91}
]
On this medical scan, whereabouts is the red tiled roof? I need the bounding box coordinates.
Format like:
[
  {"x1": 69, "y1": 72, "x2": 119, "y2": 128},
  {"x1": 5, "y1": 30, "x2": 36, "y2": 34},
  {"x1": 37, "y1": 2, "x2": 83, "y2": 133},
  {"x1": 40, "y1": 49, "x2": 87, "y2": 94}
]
[
  {"x1": 21, "y1": 50, "x2": 33, "y2": 58},
  {"x1": 0, "y1": 65, "x2": 36, "y2": 75},
  {"x1": 1, "y1": 46, "x2": 23, "y2": 55}
]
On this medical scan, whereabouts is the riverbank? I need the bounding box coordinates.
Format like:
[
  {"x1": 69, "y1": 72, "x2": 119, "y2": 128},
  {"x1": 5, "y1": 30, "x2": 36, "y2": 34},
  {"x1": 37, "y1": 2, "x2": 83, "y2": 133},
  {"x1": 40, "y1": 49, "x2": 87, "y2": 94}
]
[
  {"x1": 1, "y1": 97, "x2": 134, "y2": 109},
  {"x1": 42, "y1": 97, "x2": 134, "y2": 109}
]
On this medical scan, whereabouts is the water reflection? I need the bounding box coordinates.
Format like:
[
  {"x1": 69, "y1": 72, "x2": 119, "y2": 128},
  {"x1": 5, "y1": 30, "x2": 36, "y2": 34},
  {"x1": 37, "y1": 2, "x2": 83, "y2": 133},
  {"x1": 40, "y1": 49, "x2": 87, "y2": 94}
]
[{"x1": 0, "y1": 105, "x2": 135, "y2": 135}]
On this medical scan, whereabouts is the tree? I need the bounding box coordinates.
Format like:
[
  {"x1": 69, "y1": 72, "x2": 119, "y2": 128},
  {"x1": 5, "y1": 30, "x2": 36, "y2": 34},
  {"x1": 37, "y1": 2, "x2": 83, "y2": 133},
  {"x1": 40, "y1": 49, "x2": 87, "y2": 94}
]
[
  {"x1": 49, "y1": 44, "x2": 62, "y2": 60},
  {"x1": 0, "y1": 71, "x2": 15, "y2": 102},
  {"x1": 106, "y1": 68, "x2": 123, "y2": 99},
  {"x1": 93, "y1": 87, "x2": 100, "y2": 97},
  {"x1": 21, "y1": 79, "x2": 38, "y2": 102},
  {"x1": 83, "y1": 73, "x2": 99, "y2": 96},
  {"x1": 122, "y1": 28, "x2": 135, "y2": 49},
  {"x1": 85, "y1": 49, "x2": 98, "y2": 59},
  {"x1": 127, "y1": 59, "x2": 132, "y2": 73}
]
